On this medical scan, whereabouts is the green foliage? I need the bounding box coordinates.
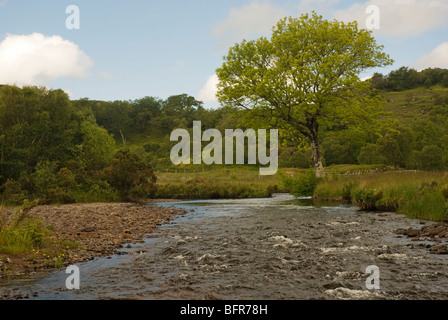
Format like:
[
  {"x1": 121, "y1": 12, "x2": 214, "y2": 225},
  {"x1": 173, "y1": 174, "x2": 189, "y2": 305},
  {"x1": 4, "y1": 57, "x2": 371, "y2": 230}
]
[
  {"x1": 3, "y1": 69, "x2": 448, "y2": 206},
  {"x1": 414, "y1": 145, "x2": 445, "y2": 170},
  {"x1": 352, "y1": 188, "x2": 382, "y2": 211},
  {"x1": 80, "y1": 120, "x2": 116, "y2": 170},
  {"x1": 357, "y1": 144, "x2": 384, "y2": 165},
  {"x1": 216, "y1": 12, "x2": 393, "y2": 176},
  {"x1": 103, "y1": 150, "x2": 157, "y2": 201},
  {"x1": 397, "y1": 183, "x2": 448, "y2": 221},
  {"x1": 371, "y1": 67, "x2": 448, "y2": 92},
  {"x1": 0, "y1": 86, "x2": 77, "y2": 184},
  {"x1": 376, "y1": 134, "x2": 404, "y2": 168},
  {"x1": 314, "y1": 170, "x2": 448, "y2": 221},
  {"x1": 281, "y1": 169, "x2": 318, "y2": 197},
  {"x1": 0, "y1": 200, "x2": 50, "y2": 254},
  {"x1": 278, "y1": 149, "x2": 312, "y2": 168},
  {"x1": 154, "y1": 167, "x2": 281, "y2": 200},
  {"x1": 154, "y1": 176, "x2": 274, "y2": 200}
]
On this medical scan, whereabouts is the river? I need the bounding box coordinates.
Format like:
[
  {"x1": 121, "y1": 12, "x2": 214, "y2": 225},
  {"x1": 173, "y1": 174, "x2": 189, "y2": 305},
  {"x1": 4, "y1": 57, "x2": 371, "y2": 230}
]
[{"x1": 1, "y1": 194, "x2": 448, "y2": 300}]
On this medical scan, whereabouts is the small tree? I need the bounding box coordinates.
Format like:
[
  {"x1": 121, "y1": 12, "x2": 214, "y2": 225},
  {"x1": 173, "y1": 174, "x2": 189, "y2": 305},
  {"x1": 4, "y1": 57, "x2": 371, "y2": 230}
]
[
  {"x1": 216, "y1": 12, "x2": 393, "y2": 177},
  {"x1": 80, "y1": 120, "x2": 116, "y2": 170},
  {"x1": 104, "y1": 150, "x2": 157, "y2": 201}
]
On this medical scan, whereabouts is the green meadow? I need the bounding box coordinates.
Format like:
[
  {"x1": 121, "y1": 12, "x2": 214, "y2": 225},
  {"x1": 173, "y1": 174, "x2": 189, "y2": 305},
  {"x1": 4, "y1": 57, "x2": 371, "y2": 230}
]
[
  {"x1": 312, "y1": 166, "x2": 448, "y2": 221},
  {"x1": 154, "y1": 166, "x2": 283, "y2": 200}
]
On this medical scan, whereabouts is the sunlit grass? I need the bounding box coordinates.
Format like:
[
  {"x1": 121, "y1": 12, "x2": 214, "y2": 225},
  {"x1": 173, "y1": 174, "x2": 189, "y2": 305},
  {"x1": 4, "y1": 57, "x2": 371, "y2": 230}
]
[
  {"x1": 0, "y1": 201, "x2": 76, "y2": 268},
  {"x1": 314, "y1": 169, "x2": 448, "y2": 221}
]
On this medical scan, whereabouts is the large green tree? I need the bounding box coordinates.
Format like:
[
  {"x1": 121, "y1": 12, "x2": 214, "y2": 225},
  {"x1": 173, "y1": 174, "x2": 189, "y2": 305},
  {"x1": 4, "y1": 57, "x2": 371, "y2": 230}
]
[
  {"x1": 0, "y1": 85, "x2": 77, "y2": 182},
  {"x1": 216, "y1": 12, "x2": 393, "y2": 177}
]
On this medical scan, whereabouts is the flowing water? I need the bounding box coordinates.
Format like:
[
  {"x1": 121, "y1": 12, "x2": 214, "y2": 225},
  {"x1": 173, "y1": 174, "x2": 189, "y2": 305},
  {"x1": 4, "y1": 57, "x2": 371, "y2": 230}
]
[{"x1": 2, "y1": 194, "x2": 448, "y2": 300}]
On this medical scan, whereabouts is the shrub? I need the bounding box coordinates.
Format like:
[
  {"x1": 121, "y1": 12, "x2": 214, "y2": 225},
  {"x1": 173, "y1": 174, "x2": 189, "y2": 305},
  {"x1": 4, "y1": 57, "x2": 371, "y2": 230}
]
[
  {"x1": 281, "y1": 169, "x2": 318, "y2": 197},
  {"x1": 103, "y1": 150, "x2": 158, "y2": 201},
  {"x1": 352, "y1": 188, "x2": 382, "y2": 211}
]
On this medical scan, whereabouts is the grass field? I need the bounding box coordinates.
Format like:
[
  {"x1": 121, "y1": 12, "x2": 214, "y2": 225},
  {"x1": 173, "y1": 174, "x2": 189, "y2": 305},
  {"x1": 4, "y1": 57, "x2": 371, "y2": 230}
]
[
  {"x1": 314, "y1": 167, "x2": 448, "y2": 221},
  {"x1": 155, "y1": 164, "x2": 448, "y2": 222},
  {"x1": 153, "y1": 166, "x2": 286, "y2": 199}
]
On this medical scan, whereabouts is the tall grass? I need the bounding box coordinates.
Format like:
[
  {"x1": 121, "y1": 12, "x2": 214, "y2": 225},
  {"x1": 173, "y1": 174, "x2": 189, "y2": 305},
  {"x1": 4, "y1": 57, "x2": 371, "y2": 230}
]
[
  {"x1": 0, "y1": 200, "x2": 50, "y2": 255},
  {"x1": 314, "y1": 170, "x2": 448, "y2": 221},
  {"x1": 280, "y1": 168, "x2": 318, "y2": 197}
]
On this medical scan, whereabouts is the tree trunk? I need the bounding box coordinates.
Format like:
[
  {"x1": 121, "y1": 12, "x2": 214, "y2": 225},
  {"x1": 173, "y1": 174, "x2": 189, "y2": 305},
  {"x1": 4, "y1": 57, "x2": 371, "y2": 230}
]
[
  {"x1": 119, "y1": 130, "x2": 127, "y2": 148},
  {"x1": 310, "y1": 135, "x2": 325, "y2": 178}
]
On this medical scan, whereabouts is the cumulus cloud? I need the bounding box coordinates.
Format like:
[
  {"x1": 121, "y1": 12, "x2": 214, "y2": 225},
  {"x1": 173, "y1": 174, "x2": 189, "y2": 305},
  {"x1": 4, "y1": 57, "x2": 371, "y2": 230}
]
[
  {"x1": 333, "y1": 0, "x2": 448, "y2": 37},
  {"x1": 198, "y1": 74, "x2": 219, "y2": 103},
  {"x1": 0, "y1": 33, "x2": 93, "y2": 86},
  {"x1": 412, "y1": 42, "x2": 448, "y2": 70},
  {"x1": 212, "y1": 0, "x2": 289, "y2": 49}
]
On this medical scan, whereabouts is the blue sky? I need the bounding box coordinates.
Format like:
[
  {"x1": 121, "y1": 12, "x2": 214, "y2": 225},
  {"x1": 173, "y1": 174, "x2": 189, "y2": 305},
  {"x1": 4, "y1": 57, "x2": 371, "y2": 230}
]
[{"x1": 0, "y1": 0, "x2": 447, "y2": 108}]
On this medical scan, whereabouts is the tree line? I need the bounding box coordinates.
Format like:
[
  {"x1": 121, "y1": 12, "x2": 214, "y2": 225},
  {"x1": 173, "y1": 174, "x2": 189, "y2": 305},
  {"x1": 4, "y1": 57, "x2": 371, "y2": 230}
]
[
  {"x1": 1, "y1": 70, "x2": 448, "y2": 205},
  {"x1": 0, "y1": 85, "x2": 245, "y2": 205},
  {"x1": 0, "y1": 85, "x2": 158, "y2": 204},
  {"x1": 370, "y1": 67, "x2": 448, "y2": 91}
]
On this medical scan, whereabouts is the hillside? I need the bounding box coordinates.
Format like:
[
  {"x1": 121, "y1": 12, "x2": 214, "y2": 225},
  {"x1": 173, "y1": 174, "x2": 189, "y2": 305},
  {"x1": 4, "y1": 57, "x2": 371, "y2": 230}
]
[
  {"x1": 383, "y1": 86, "x2": 448, "y2": 124},
  {"x1": 104, "y1": 86, "x2": 448, "y2": 173}
]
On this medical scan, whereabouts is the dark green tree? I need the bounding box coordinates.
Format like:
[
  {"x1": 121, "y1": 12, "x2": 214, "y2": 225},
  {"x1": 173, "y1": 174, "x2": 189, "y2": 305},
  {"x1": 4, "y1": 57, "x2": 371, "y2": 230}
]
[{"x1": 103, "y1": 150, "x2": 157, "y2": 200}]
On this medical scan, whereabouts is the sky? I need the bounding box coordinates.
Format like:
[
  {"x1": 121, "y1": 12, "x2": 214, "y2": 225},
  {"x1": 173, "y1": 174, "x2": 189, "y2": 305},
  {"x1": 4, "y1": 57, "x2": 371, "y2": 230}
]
[{"x1": 0, "y1": 0, "x2": 447, "y2": 109}]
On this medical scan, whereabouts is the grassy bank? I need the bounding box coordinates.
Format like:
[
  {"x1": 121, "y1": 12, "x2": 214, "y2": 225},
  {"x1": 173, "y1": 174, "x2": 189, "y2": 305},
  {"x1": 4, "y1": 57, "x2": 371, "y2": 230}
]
[
  {"x1": 313, "y1": 167, "x2": 448, "y2": 221},
  {"x1": 0, "y1": 201, "x2": 76, "y2": 274},
  {"x1": 153, "y1": 166, "x2": 284, "y2": 199}
]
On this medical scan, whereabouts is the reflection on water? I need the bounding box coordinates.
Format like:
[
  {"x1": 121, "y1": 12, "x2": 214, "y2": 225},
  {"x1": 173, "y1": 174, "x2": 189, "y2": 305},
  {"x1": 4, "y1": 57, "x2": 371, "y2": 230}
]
[{"x1": 154, "y1": 193, "x2": 349, "y2": 213}]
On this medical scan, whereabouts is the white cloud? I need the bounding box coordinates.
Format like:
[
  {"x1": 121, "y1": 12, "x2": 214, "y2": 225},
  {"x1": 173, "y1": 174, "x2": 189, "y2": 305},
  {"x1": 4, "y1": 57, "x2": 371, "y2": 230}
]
[
  {"x1": 0, "y1": 33, "x2": 93, "y2": 86},
  {"x1": 412, "y1": 42, "x2": 448, "y2": 70},
  {"x1": 198, "y1": 74, "x2": 219, "y2": 103},
  {"x1": 333, "y1": 0, "x2": 448, "y2": 37},
  {"x1": 212, "y1": 0, "x2": 289, "y2": 49}
]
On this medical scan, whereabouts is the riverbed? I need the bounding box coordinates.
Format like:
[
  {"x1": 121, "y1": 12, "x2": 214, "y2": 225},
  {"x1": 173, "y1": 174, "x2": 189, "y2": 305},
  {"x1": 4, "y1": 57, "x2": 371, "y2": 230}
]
[{"x1": 1, "y1": 194, "x2": 448, "y2": 300}]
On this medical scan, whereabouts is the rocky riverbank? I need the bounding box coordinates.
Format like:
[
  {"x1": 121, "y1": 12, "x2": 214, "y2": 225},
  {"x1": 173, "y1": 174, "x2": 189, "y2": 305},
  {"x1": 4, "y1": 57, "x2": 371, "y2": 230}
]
[
  {"x1": 0, "y1": 202, "x2": 185, "y2": 279},
  {"x1": 2, "y1": 194, "x2": 448, "y2": 300},
  {"x1": 397, "y1": 222, "x2": 448, "y2": 254}
]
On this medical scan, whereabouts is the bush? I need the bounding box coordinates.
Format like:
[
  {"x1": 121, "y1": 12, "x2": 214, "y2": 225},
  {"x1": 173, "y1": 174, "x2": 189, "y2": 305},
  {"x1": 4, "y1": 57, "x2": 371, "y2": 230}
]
[
  {"x1": 281, "y1": 169, "x2": 318, "y2": 197},
  {"x1": 352, "y1": 188, "x2": 382, "y2": 211},
  {"x1": 103, "y1": 150, "x2": 158, "y2": 201}
]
